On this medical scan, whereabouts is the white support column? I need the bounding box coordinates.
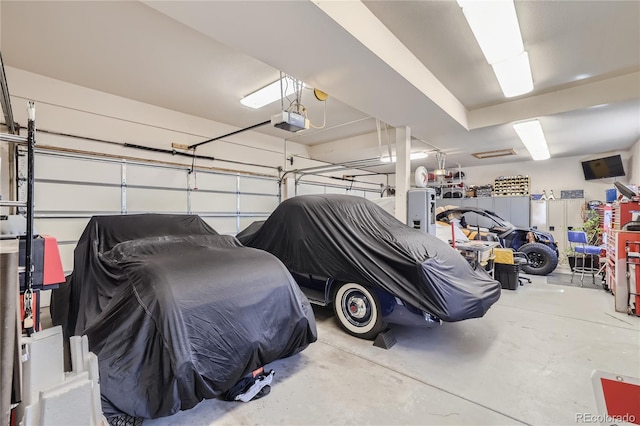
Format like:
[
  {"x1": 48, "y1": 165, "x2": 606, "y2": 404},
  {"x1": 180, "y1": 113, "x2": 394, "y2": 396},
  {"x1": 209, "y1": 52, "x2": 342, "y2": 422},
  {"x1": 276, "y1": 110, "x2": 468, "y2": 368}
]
[{"x1": 394, "y1": 126, "x2": 411, "y2": 222}]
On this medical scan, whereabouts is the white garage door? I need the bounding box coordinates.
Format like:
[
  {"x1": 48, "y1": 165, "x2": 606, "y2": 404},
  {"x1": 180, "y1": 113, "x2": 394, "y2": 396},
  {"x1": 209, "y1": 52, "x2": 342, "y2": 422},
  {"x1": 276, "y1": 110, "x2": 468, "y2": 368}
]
[
  {"x1": 296, "y1": 180, "x2": 382, "y2": 200},
  {"x1": 27, "y1": 149, "x2": 279, "y2": 275}
]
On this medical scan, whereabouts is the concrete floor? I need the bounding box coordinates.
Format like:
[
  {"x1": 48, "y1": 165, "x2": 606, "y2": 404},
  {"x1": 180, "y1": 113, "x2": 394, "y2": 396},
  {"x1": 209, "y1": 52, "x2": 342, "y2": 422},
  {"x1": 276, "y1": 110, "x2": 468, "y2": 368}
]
[{"x1": 141, "y1": 270, "x2": 640, "y2": 426}]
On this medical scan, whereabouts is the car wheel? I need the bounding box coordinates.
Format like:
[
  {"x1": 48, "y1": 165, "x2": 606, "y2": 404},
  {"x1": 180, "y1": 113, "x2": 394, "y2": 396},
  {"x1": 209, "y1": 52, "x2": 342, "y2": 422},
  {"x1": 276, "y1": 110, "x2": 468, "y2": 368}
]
[
  {"x1": 519, "y1": 242, "x2": 558, "y2": 275},
  {"x1": 333, "y1": 283, "x2": 385, "y2": 340}
]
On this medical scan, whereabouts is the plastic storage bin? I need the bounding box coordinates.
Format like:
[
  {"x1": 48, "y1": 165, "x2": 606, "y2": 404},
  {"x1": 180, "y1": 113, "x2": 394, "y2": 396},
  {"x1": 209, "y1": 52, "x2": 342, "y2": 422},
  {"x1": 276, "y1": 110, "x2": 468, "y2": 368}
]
[{"x1": 495, "y1": 263, "x2": 519, "y2": 290}]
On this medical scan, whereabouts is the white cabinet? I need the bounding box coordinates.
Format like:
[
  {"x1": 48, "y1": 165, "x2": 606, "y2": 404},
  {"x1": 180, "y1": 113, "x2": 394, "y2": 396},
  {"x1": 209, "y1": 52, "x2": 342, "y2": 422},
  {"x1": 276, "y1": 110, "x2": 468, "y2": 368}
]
[{"x1": 530, "y1": 199, "x2": 585, "y2": 263}]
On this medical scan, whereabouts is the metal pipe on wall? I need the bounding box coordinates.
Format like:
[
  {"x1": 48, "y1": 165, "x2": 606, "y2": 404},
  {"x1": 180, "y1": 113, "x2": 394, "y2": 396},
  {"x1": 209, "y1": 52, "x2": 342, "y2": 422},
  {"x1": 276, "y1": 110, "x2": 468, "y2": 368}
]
[
  {"x1": 0, "y1": 238, "x2": 20, "y2": 426},
  {"x1": 24, "y1": 104, "x2": 36, "y2": 303}
]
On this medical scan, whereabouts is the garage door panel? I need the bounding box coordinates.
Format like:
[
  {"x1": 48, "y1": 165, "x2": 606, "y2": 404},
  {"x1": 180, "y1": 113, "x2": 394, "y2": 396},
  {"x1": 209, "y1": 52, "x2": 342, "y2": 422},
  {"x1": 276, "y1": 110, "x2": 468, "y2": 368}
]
[
  {"x1": 193, "y1": 173, "x2": 237, "y2": 191},
  {"x1": 127, "y1": 188, "x2": 186, "y2": 212},
  {"x1": 201, "y1": 217, "x2": 237, "y2": 235},
  {"x1": 240, "y1": 195, "x2": 278, "y2": 213},
  {"x1": 365, "y1": 191, "x2": 380, "y2": 200},
  {"x1": 239, "y1": 177, "x2": 277, "y2": 195},
  {"x1": 324, "y1": 186, "x2": 346, "y2": 195},
  {"x1": 296, "y1": 184, "x2": 323, "y2": 196},
  {"x1": 346, "y1": 190, "x2": 378, "y2": 199},
  {"x1": 127, "y1": 164, "x2": 186, "y2": 189},
  {"x1": 34, "y1": 217, "x2": 91, "y2": 242},
  {"x1": 35, "y1": 182, "x2": 121, "y2": 212},
  {"x1": 239, "y1": 216, "x2": 268, "y2": 232},
  {"x1": 190, "y1": 192, "x2": 236, "y2": 213},
  {"x1": 57, "y1": 243, "x2": 76, "y2": 272},
  {"x1": 35, "y1": 155, "x2": 121, "y2": 184},
  {"x1": 296, "y1": 183, "x2": 379, "y2": 198}
]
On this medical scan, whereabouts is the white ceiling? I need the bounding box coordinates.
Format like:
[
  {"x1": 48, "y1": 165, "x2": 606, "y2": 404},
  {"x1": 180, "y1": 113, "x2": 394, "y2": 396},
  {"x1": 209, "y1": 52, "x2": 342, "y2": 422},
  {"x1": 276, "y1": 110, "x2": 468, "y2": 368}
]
[{"x1": 1, "y1": 0, "x2": 639, "y2": 175}]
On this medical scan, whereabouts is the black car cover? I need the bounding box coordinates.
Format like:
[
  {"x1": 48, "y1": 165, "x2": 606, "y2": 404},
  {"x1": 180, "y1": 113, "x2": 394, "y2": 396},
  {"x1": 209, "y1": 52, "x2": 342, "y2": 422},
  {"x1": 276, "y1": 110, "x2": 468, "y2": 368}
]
[
  {"x1": 51, "y1": 214, "x2": 316, "y2": 419},
  {"x1": 237, "y1": 195, "x2": 501, "y2": 322}
]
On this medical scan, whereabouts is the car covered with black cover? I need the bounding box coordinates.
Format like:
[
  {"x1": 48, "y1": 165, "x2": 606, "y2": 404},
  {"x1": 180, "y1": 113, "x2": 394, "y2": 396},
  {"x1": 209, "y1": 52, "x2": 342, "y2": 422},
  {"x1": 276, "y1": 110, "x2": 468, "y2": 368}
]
[
  {"x1": 237, "y1": 194, "x2": 501, "y2": 339},
  {"x1": 51, "y1": 214, "x2": 317, "y2": 419}
]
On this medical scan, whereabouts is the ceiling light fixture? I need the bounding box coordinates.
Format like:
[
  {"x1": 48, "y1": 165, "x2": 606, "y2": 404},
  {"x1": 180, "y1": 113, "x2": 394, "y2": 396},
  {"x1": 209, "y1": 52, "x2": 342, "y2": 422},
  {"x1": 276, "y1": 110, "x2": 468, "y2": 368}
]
[
  {"x1": 457, "y1": 0, "x2": 533, "y2": 98},
  {"x1": 513, "y1": 119, "x2": 550, "y2": 161},
  {"x1": 240, "y1": 77, "x2": 301, "y2": 109},
  {"x1": 380, "y1": 152, "x2": 429, "y2": 163},
  {"x1": 491, "y1": 51, "x2": 533, "y2": 97}
]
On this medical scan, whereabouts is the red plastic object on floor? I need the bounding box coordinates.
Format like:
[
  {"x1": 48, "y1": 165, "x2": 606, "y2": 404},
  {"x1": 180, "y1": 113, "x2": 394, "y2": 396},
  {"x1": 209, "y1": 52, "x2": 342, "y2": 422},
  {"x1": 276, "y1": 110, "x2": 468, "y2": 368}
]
[{"x1": 42, "y1": 235, "x2": 65, "y2": 286}]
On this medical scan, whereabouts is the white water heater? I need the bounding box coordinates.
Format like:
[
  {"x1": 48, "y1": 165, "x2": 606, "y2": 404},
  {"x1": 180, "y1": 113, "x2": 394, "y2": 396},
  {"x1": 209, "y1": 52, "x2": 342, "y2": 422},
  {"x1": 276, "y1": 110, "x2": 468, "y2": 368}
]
[{"x1": 407, "y1": 188, "x2": 437, "y2": 236}]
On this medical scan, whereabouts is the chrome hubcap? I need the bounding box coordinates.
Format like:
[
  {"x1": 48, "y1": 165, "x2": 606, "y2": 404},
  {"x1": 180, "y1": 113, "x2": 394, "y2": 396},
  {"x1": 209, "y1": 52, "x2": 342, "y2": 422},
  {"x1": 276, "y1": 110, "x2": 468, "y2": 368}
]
[{"x1": 347, "y1": 296, "x2": 367, "y2": 319}]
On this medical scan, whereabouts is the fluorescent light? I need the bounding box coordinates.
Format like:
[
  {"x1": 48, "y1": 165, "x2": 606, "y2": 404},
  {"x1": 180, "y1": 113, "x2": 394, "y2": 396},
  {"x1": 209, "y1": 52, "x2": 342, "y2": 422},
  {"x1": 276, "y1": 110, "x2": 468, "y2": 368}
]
[
  {"x1": 457, "y1": 0, "x2": 523, "y2": 64},
  {"x1": 458, "y1": 0, "x2": 533, "y2": 98},
  {"x1": 240, "y1": 78, "x2": 299, "y2": 109},
  {"x1": 381, "y1": 152, "x2": 429, "y2": 163},
  {"x1": 513, "y1": 120, "x2": 550, "y2": 161},
  {"x1": 492, "y1": 52, "x2": 533, "y2": 97}
]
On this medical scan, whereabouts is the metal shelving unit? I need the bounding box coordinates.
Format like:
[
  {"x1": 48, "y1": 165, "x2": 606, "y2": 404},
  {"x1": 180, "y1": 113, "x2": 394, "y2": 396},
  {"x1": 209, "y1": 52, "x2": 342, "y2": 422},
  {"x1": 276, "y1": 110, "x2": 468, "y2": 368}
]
[{"x1": 493, "y1": 175, "x2": 530, "y2": 197}]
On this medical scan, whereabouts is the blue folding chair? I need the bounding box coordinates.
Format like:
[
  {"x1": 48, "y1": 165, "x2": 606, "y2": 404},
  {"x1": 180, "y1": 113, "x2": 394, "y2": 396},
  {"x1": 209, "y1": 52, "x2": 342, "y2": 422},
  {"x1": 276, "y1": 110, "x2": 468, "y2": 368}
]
[{"x1": 568, "y1": 230, "x2": 604, "y2": 286}]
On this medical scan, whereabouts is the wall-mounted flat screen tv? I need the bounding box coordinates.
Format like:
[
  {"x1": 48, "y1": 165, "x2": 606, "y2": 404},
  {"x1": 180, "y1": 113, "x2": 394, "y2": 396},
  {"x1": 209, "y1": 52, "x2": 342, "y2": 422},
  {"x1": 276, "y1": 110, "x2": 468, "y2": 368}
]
[{"x1": 581, "y1": 155, "x2": 625, "y2": 180}]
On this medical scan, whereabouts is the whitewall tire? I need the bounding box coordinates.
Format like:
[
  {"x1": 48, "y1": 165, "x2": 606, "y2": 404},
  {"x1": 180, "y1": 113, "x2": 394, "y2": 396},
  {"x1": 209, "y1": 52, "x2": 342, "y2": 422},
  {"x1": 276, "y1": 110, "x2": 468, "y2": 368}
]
[{"x1": 333, "y1": 282, "x2": 385, "y2": 340}]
